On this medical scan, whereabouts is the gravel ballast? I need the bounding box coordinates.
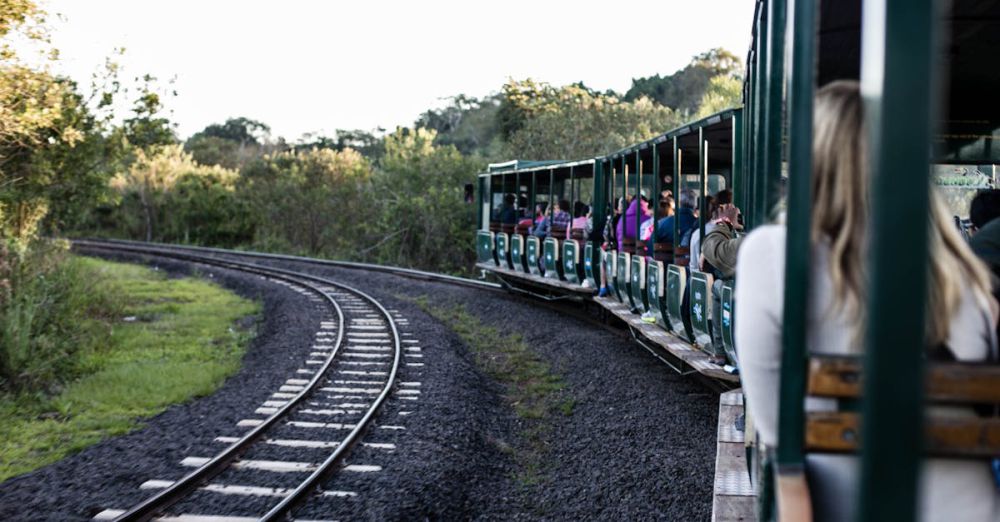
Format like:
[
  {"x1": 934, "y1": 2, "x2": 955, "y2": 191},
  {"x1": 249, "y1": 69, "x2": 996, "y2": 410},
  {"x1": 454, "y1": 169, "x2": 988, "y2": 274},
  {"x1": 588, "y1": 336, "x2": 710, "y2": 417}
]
[{"x1": 0, "y1": 248, "x2": 718, "y2": 521}]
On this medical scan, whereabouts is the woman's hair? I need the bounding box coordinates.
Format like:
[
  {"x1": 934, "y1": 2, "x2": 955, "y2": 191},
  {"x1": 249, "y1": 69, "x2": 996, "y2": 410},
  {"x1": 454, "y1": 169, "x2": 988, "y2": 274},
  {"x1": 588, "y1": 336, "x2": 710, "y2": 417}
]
[
  {"x1": 573, "y1": 201, "x2": 587, "y2": 218},
  {"x1": 810, "y1": 80, "x2": 993, "y2": 347}
]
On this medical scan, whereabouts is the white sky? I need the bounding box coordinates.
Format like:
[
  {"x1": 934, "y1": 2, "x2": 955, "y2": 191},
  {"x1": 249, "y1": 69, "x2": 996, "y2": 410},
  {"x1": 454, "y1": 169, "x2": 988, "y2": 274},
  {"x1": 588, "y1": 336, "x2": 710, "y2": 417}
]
[{"x1": 40, "y1": 0, "x2": 756, "y2": 140}]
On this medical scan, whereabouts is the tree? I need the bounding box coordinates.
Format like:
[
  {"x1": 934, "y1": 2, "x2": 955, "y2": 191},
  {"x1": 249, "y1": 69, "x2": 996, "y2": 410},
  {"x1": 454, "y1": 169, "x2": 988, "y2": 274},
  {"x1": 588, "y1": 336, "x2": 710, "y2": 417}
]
[
  {"x1": 695, "y1": 75, "x2": 743, "y2": 119},
  {"x1": 416, "y1": 94, "x2": 502, "y2": 157},
  {"x1": 624, "y1": 48, "x2": 742, "y2": 116},
  {"x1": 241, "y1": 148, "x2": 372, "y2": 255},
  {"x1": 500, "y1": 82, "x2": 679, "y2": 160}
]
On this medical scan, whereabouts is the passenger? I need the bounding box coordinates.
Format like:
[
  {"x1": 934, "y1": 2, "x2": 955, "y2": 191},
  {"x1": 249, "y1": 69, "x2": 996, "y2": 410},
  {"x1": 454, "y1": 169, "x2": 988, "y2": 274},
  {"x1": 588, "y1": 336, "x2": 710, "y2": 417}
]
[
  {"x1": 531, "y1": 203, "x2": 550, "y2": 237},
  {"x1": 735, "y1": 80, "x2": 999, "y2": 522},
  {"x1": 568, "y1": 201, "x2": 589, "y2": 239},
  {"x1": 689, "y1": 189, "x2": 733, "y2": 276},
  {"x1": 617, "y1": 194, "x2": 652, "y2": 251},
  {"x1": 652, "y1": 188, "x2": 698, "y2": 249},
  {"x1": 702, "y1": 203, "x2": 743, "y2": 366},
  {"x1": 499, "y1": 193, "x2": 518, "y2": 225},
  {"x1": 969, "y1": 189, "x2": 1000, "y2": 236},
  {"x1": 599, "y1": 197, "x2": 626, "y2": 298},
  {"x1": 551, "y1": 199, "x2": 572, "y2": 235}
]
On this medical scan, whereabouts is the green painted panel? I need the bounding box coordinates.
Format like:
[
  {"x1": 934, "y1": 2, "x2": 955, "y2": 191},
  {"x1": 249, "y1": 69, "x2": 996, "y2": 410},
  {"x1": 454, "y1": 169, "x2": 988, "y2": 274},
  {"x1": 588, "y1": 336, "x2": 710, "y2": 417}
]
[
  {"x1": 496, "y1": 234, "x2": 512, "y2": 269},
  {"x1": 543, "y1": 238, "x2": 561, "y2": 280},
  {"x1": 526, "y1": 237, "x2": 541, "y2": 275},
  {"x1": 630, "y1": 255, "x2": 646, "y2": 312},
  {"x1": 511, "y1": 235, "x2": 524, "y2": 272},
  {"x1": 666, "y1": 264, "x2": 689, "y2": 338},
  {"x1": 721, "y1": 281, "x2": 737, "y2": 365},
  {"x1": 617, "y1": 252, "x2": 632, "y2": 306},
  {"x1": 476, "y1": 231, "x2": 494, "y2": 264},
  {"x1": 584, "y1": 242, "x2": 597, "y2": 288},
  {"x1": 647, "y1": 260, "x2": 668, "y2": 329},
  {"x1": 689, "y1": 270, "x2": 714, "y2": 349},
  {"x1": 604, "y1": 249, "x2": 618, "y2": 298},
  {"x1": 562, "y1": 240, "x2": 579, "y2": 284}
]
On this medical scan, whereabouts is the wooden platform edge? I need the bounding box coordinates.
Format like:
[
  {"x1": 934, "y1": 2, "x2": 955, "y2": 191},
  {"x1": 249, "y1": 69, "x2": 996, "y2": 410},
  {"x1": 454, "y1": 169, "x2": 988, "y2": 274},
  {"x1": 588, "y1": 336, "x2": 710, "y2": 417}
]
[
  {"x1": 713, "y1": 389, "x2": 757, "y2": 522},
  {"x1": 475, "y1": 262, "x2": 594, "y2": 294}
]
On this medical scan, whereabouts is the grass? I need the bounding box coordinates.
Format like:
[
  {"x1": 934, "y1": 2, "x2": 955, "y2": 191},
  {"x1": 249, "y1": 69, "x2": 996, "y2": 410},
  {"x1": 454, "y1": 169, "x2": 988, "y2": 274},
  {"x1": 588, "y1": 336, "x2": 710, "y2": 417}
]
[
  {"x1": 408, "y1": 295, "x2": 572, "y2": 487},
  {"x1": 0, "y1": 256, "x2": 259, "y2": 482}
]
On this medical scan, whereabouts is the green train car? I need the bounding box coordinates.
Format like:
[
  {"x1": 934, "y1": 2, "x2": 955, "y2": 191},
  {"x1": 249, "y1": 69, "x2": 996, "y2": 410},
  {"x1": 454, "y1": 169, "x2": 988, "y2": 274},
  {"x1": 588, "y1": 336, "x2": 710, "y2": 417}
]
[{"x1": 476, "y1": 0, "x2": 1000, "y2": 521}]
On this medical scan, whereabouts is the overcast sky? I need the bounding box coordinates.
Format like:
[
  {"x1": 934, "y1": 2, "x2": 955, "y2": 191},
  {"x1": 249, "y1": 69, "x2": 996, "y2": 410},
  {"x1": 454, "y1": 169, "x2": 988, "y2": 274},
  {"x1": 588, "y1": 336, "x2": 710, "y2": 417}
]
[{"x1": 42, "y1": 0, "x2": 756, "y2": 140}]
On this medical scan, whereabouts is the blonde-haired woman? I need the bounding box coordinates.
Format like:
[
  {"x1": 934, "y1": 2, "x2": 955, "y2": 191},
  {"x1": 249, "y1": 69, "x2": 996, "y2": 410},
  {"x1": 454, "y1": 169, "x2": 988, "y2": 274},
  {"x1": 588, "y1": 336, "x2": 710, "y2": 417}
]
[{"x1": 735, "y1": 80, "x2": 999, "y2": 522}]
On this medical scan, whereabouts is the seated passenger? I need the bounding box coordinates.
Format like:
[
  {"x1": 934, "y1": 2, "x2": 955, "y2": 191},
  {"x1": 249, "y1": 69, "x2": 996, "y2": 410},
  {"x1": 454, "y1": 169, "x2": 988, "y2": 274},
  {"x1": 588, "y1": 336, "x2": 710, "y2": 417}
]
[
  {"x1": 735, "y1": 80, "x2": 999, "y2": 522},
  {"x1": 531, "y1": 202, "x2": 549, "y2": 237},
  {"x1": 617, "y1": 194, "x2": 652, "y2": 251},
  {"x1": 568, "y1": 201, "x2": 589, "y2": 239},
  {"x1": 499, "y1": 193, "x2": 518, "y2": 225},
  {"x1": 652, "y1": 188, "x2": 698, "y2": 249},
  {"x1": 551, "y1": 199, "x2": 572, "y2": 235},
  {"x1": 969, "y1": 189, "x2": 1000, "y2": 236}
]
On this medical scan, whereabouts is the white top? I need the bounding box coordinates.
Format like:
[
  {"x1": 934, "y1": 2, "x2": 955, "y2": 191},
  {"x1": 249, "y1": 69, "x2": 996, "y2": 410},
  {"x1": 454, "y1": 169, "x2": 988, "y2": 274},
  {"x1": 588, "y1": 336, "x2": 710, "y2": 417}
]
[{"x1": 735, "y1": 224, "x2": 999, "y2": 522}]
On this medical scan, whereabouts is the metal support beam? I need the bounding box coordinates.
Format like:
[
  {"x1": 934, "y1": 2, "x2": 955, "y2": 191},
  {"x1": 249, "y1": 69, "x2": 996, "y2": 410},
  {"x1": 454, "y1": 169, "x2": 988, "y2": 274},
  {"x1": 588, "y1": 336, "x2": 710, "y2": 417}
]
[{"x1": 857, "y1": 0, "x2": 938, "y2": 520}]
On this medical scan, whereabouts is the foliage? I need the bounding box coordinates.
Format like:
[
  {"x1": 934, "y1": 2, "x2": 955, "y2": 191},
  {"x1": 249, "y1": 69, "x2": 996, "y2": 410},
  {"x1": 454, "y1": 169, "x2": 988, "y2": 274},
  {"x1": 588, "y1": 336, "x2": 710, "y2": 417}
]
[
  {"x1": 184, "y1": 117, "x2": 272, "y2": 170},
  {"x1": 416, "y1": 94, "x2": 502, "y2": 157},
  {"x1": 624, "y1": 48, "x2": 741, "y2": 116},
  {"x1": 242, "y1": 147, "x2": 372, "y2": 255},
  {"x1": 294, "y1": 128, "x2": 385, "y2": 160},
  {"x1": 0, "y1": 255, "x2": 258, "y2": 481},
  {"x1": 695, "y1": 74, "x2": 743, "y2": 119},
  {"x1": 501, "y1": 81, "x2": 679, "y2": 160},
  {"x1": 0, "y1": 241, "x2": 119, "y2": 392},
  {"x1": 362, "y1": 128, "x2": 481, "y2": 273}
]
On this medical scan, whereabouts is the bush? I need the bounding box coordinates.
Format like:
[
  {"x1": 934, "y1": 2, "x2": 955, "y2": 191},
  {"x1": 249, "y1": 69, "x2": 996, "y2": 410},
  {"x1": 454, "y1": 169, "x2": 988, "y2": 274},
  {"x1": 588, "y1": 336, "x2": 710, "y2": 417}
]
[{"x1": 0, "y1": 241, "x2": 120, "y2": 392}]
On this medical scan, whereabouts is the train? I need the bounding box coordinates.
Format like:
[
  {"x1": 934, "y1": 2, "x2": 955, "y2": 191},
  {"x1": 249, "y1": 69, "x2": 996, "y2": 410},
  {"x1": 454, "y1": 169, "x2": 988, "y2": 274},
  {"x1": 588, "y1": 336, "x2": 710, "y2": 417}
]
[{"x1": 474, "y1": 0, "x2": 1000, "y2": 521}]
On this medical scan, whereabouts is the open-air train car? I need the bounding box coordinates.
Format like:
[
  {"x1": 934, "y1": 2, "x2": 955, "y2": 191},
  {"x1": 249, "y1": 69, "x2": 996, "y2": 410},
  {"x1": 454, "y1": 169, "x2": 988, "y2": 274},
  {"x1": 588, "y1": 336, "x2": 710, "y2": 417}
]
[{"x1": 476, "y1": 0, "x2": 1000, "y2": 520}]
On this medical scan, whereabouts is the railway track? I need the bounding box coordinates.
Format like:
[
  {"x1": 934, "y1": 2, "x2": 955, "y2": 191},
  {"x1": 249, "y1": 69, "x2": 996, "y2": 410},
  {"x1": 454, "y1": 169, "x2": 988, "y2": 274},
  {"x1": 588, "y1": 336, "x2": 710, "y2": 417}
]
[{"x1": 76, "y1": 241, "x2": 406, "y2": 522}]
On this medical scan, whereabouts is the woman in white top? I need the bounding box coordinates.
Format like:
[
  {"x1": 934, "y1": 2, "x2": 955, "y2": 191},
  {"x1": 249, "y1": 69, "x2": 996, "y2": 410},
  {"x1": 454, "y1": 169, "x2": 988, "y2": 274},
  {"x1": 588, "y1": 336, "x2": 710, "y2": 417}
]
[{"x1": 735, "y1": 80, "x2": 999, "y2": 522}]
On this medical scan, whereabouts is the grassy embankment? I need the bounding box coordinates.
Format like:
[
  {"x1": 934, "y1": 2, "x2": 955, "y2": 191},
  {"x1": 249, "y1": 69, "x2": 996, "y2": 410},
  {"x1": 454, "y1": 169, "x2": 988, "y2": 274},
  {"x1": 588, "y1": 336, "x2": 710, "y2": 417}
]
[
  {"x1": 0, "y1": 255, "x2": 259, "y2": 482},
  {"x1": 410, "y1": 296, "x2": 573, "y2": 486}
]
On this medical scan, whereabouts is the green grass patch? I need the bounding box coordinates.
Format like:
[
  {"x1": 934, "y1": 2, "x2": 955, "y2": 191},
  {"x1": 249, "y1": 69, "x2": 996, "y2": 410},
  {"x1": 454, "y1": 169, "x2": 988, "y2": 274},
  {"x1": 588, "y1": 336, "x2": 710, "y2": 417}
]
[
  {"x1": 0, "y1": 256, "x2": 259, "y2": 482},
  {"x1": 408, "y1": 295, "x2": 572, "y2": 487}
]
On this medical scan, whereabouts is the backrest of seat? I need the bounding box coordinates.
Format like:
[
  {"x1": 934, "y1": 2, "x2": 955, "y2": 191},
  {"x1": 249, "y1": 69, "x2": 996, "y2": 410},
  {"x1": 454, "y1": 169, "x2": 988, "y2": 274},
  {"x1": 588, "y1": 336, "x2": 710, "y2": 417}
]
[
  {"x1": 689, "y1": 270, "x2": 715, "y2": 349},
  {"x1": 622, "y1": 237, "x2": 636, "y2": 254},
  {"x1": 489, "y1": 221, "x2": 501, "y2": 233},
  {"x1": 570, "y1": 228, "x2": 586, "y2": 241},
  {"x1": 550, "y1": 224, "x2": 568, "y2": 239},
  {"x1": 500, "y1": 223, "x2": 516, "y2": 235},
  {"x1": 476, "y1": 230, "x2": 495, "y2": 264},
  {"x1": 805, "y1": 355, "x2": 1000, "y2": 457},
  {"x1": 653, "y1": 242, "x2": 674, "y2": 263},
  {"x1": 666, "y1": 264, "x2": 688, "y2": 335}
]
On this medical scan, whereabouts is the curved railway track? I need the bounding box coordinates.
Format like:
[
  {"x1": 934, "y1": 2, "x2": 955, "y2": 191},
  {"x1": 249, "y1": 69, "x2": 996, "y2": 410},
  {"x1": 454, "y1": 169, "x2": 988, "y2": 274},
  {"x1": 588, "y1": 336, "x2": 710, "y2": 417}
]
[{"x1": 77, "y1": 241, "x2": 403, "y2": 522}]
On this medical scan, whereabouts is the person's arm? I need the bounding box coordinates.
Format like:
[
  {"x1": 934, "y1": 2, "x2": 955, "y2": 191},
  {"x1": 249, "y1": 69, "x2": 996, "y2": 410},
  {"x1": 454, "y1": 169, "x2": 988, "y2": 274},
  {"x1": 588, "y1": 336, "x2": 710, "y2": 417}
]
[{"x1": 734, "y1": 227, "x2": 784, "y2": 447}]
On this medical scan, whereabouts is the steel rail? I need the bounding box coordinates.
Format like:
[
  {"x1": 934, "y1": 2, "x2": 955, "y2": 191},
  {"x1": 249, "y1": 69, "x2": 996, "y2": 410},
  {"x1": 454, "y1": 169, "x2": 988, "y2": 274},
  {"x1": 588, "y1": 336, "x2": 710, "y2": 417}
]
[
  {"x1": 75, "y1": 241, "x2": 401, "y2": 521},
  {"x1": 79, "y1": 237, "x2": 501, "y2": 291}
]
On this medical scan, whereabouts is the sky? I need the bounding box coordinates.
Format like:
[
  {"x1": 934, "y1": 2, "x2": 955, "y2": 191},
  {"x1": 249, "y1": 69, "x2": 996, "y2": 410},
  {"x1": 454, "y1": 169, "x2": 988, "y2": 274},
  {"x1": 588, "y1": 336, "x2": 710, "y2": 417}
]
[{"x1": 40, "y1": 0, "x2": 757, "y2": 140}]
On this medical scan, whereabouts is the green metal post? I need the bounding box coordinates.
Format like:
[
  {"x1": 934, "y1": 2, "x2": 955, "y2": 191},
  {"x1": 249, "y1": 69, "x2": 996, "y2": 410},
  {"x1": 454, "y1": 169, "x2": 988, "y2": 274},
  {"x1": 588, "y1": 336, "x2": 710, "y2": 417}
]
[
  {"x1": 753, "y1": 5, "x2": 768, "y2": 228},
  {"x1": 763, "y1": 0, "x2": 787, "y2": 222},
  {"x1": 776, "y1": 0, "x2": 816, "y2": 470},
  {"x1": 653, "y1": 145, "x2": 660, "y2": 225},
  {"x1": 857, "y1": 0, "x2": 938, "y2": 520},
  {"x1": 593, "y1": 160, "x2": 606, "y2": 243},
  {"x1": 699, "y1": 127, "x2": 707, "y2": 242},
  {"x1": 549, "y1": 169, "x2": 554, "y2": 216},
  {"x1": 635, "y1": 150, "x2": 642, "y2": 241},
  {"x1": 673, "y1": 137, "x2": 681, "y2": 246},
  {"x1": 732, "y1": 110, "x2": 744, "y2": 216}
]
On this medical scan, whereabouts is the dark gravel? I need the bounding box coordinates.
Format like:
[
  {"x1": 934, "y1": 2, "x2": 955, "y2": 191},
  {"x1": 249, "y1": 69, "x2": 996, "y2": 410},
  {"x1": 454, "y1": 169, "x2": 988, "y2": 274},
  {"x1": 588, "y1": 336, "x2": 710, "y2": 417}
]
[
  {"x1": 0, "y1": 248, "x2": 719, "y2": 521},
  {"x1": 201, "y1": 252, "x2": 720, "y2": 521}
]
